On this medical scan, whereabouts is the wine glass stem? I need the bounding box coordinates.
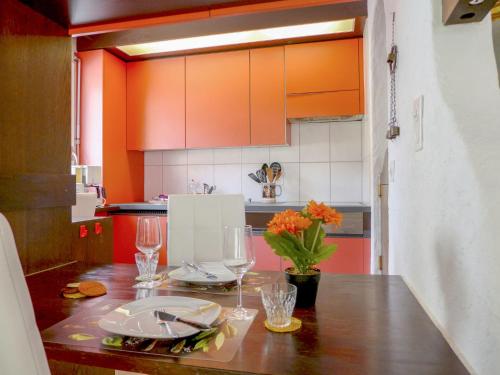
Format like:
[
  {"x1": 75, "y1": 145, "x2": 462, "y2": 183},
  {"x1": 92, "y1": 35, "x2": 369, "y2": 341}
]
[
  {"x1": 236, "y1": 274, "x2": 244, "y2": 310},
  {"x1": 146, "y1": 253, "x2": 153, "y2": 281}
]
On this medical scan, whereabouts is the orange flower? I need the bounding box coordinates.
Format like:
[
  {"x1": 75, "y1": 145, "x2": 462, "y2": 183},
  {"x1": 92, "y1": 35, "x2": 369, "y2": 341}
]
[
  {"x1": 306, "y1": 200, "x2": 343, "y2": 226},
  {"x1": 267, "y1": 209, "x2": 312, "y2": 235}
]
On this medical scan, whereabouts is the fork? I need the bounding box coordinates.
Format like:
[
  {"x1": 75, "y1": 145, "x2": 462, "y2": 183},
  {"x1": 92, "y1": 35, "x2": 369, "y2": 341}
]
[{"x1": 182, "y1": 261, "x2": 218, "y2": 280}]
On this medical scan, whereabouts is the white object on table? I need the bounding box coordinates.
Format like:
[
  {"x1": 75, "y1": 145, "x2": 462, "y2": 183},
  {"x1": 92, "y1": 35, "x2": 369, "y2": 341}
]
[
  {"x1": 98, "y1": 296, "x2": 221, "y2": 339},
  {"x1": 0, "y1": 214, "x2": 51, "y2": 375},
  {"x1": 167, "y1": 194, "x2": 245, "y2": 266}
]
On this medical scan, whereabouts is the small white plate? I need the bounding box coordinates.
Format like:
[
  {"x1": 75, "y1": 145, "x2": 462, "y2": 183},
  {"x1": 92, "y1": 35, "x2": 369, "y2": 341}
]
[
  {"x1": 168, "y1": 262, "x2": 237, "y2": 285},
  {"x1": 98, "y1": 296, "x2": 221, "y2": 339}
]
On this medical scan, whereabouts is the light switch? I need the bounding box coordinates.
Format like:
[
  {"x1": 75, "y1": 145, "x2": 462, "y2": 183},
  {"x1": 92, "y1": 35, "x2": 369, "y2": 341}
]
[{"x1": 413, "y1": 95, "x2": 424, "y2": 151}]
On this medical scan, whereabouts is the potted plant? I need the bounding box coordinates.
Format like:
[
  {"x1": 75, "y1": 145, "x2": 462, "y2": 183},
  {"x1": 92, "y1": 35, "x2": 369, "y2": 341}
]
[{"x1": 263, "y1": 201, "x2": 343, "y2": 307}]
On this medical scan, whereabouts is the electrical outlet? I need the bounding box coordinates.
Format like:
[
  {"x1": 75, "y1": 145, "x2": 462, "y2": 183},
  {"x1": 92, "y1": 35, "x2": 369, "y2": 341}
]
[{"x1": 413, "y1": 95, "x2": 424, "y2": 151}]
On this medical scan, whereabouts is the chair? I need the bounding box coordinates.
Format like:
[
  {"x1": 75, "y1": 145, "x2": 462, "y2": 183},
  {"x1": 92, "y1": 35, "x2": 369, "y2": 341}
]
[
  {"x1": 0, "y1": 214, "x2": 51, "y2": 374},
  {"x1": 167, "y1": 194, "x2": 245, "y2": 266}
]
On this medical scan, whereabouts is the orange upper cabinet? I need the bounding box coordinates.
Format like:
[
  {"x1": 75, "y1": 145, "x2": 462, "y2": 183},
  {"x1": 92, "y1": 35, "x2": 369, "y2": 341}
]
[
  {"x1": 285, "y1": 39, "x2": 359, "y2": 94},
  {"x1": 186, "y1": 50, "x2": 250, "y2": 148},
  {"x1": 250, "y1": 47, "x2": 289, "y2": 146},
  {"x1": 285, "y1": 38, "x2": 363, "y2": 118},
  {"x1": 127, "y1": 57, "x2": 185, "y2": 150}
]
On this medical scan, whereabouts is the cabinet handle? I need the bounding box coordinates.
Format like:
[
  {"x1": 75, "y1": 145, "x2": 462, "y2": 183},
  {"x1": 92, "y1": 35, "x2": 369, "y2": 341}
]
[
  {"x1": 79, "y1": 225, "x2": 88, "y2": 238},
  {"x1": 94, "y1": 222, "x2": 103, "y2": 235}
]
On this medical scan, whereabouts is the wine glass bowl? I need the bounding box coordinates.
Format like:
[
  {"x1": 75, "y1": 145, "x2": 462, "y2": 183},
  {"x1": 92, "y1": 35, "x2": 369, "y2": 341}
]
[
  {"x1": 223, "y1": 225, "x2": 255, "y2": 320},
  {"x1": 135, "y1": 216, "x2": 162, "y2": 288}
]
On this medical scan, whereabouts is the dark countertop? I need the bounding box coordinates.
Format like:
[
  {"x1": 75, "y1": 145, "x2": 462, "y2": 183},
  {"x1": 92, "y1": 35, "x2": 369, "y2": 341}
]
[{"x1": 99, "y1": 201, "x2": 371, "y2": 213}]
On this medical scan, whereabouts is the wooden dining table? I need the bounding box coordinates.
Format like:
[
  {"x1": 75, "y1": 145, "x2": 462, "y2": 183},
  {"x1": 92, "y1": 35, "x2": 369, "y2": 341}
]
[{"x1": 26, "y1": 262, "x2": 469, "y2": 375}]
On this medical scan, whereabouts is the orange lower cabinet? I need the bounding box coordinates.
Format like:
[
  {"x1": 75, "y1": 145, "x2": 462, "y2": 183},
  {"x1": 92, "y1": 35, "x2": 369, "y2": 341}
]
[
  {"x1": 252, "y1": 235, "x2": 369, "y2": 274},
  {"x1": 252, "y1": 235, "x2": 282, "y2": 271},
  {"x1": 112, "y1": 215, "x2": 168, "y2": 266},
  {"x1": 286, "y1": 90, "x2": 360, "y2": 118}
]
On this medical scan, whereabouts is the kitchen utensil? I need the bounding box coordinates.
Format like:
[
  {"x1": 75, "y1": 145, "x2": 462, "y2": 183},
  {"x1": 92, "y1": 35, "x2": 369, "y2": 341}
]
[
  {"x1": 182, "y1": 261, "x2": 218, "y2": 280},
  {"x1": 154, "y1": 310, "x2": 212, "y2": 330},
  {"x1": 274, "y1": 171, "x2": 282, "y2": 183},
  {"x1": 168, "y1": 262, "x2": 237, "y2": 284},
  {"x1": 98, "y1": 296, "x2": 222, "y2": 339},
  {"x1": 266, "y1": 167, "x2": 274, "y2": 183},
  {"x1": 248, "y1": 173, "x2": 261, "y2": 184},
  {"x1": 261, "y1": 163, "x2": 269, "y2": 182},
  {"x1": 256, "y1": 169, "x2": 266, "y2": 183},
  {"x1": 269, "y1": 162, "x2": 282, "y2": 181},
  {"x1": 203, "y1": 183, "x2": 209, "y2": 194}
]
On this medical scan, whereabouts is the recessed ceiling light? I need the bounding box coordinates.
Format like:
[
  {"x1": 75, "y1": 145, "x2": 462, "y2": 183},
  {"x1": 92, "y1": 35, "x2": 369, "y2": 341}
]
[{"x1": 117, "y1": 19, "x2": 355, "y2": 56}]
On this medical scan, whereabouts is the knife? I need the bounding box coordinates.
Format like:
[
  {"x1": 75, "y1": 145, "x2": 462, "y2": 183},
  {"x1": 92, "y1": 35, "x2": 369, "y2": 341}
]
[{"x1": 154, "y1": 310, "x2": 212, "y2": 330}]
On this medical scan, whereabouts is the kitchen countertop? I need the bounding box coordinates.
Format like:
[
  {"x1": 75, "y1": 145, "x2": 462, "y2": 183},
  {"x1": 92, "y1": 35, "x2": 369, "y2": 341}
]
[{"x1": 100, "y1": 201, "x2": 370, "y2": 213}]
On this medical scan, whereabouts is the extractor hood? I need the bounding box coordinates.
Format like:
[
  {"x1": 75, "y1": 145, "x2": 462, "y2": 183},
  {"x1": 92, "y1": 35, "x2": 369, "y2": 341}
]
[{"x1": 288, "y1": 114, "x2": 364, "y2": 123}]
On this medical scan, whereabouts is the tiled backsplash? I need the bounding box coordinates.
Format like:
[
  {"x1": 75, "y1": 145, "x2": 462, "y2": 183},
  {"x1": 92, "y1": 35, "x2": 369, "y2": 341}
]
[{"x1": 144, "y1": 121, "x2": 368, "y2": 203}]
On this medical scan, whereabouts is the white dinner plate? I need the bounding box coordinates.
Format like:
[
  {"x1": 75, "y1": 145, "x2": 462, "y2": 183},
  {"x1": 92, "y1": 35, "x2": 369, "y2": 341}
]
[
  {"x1": 168, "y1": 262, "x2": 237, "y2": 285},
  {"x1": 98, "y1": 296, "x2": 221, "y2": 339}
]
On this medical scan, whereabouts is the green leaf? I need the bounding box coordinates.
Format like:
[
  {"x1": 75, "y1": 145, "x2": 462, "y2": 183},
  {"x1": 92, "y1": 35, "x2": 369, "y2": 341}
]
[{"x1": 312, "y1": 243, "x2": 338, "y2": 263}]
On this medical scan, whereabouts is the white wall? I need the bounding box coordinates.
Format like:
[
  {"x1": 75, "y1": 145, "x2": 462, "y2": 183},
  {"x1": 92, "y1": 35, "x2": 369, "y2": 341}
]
[
  {"x1": 144, "y1": 121, "x2": 368, "y2": 203},
  {"x1": 366, "y1": 0, "x2": 500, "y2": 374}
]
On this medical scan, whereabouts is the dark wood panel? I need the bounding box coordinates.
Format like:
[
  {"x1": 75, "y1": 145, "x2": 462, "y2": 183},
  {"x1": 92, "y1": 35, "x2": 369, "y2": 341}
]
[
  {"x1": 20, "y1": 0, "x2": 272, "y2": 28},
  {"x1": 0, "y1": 0, "x2": 73, "y2": 274},
  {"x1": 26, "y1": 263, "x2": 469, "y2": 375},
  {"x1": 77, "y1": 1, "x2": 367, "y2": 51},
  {"x1": 72, "y1": 217, "x2": 113, "y2": 264},
  {"x1": 0, "y1": 174, "x2": 75, "y2": 210}
]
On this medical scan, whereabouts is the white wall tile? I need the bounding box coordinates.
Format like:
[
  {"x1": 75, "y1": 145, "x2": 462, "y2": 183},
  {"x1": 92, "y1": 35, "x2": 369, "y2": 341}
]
[
  {"x1": 144, "y1": 151, "x2": 163, "y2": 165},
  {"x1": 187, "y1": 149, "x2": 214, "y2": 165},
  {"x1": 279, "y1": 163, "x2": 299, "y2": 202},
  {"x1": 163, "y1": 150, "x2": 187, "y2": 165},
  {"x1": 242, "y1": 164, "x2": 263, "y2": 202},
  {"x1": 163, "y1": 165, "x2": 187, "y2": 194},
  {"x1": 270, "y1": 124, "x2": 300, "y2": 163},
  {"x1": 331, "y1": 162, "x2": 362, "y2": 202},
  {"x1": 213, "y1": 148, "x2": 242, "y2": 164},
  {"x1": 214, "y1": 164, "x2": 242, "y2": 194},
  {"x1": 299, "y1": 123, "x2": 330, "y2": 162},
  {"x1": 299, "y1": 163, "x2": 330, "y2": 202},
  {"x1": 144, "y1": 165, "x2": 163, "y2": 200},
  {"x1": 242, "y1": 147, "x2": 270, "y2": 164},
  {"x1": 331, "y1": 122, "x2": 362, "y2": 161},
  {"x1": 188, "y1": 164, "x2": 214, "y2": 187}
]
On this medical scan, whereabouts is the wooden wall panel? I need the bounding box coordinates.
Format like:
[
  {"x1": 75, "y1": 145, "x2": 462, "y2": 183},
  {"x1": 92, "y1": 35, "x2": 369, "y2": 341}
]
[{"x1": 0, "y1": 0, "x2": 73, "y2": 274}]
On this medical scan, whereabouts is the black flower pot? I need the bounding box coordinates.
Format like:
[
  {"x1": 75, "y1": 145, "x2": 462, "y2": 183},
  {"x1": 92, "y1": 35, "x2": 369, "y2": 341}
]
[{"x1": 284, "y1": 267, "x2": 321, "y2": 308}]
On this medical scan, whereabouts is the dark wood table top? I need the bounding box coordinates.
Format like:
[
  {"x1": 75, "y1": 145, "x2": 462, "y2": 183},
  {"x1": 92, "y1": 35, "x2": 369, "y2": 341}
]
[{"x1": 27, "y1": 263, "x2": 468, "y2": 375}]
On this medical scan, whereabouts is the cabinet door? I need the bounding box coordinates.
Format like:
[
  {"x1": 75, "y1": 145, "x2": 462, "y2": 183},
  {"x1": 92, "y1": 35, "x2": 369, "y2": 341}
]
[
  {"x1": 320, "y1": 237, "x2": 365, "y2": 274},
  {"x1": 250, "y1": 47, "x2": 289, "y2": 145},
  {"x1": 127, "y1": 57, "x2": 185, "y2": 150},
  {"x1": 286, "y1": 91, "x2": 360, "y2": 118},
  {"x1": 285, "y1": 39, "x2": 359, "y2": 94},
  {"x1": 186, "y1": 50, "x2": 250, "y2": 148}
]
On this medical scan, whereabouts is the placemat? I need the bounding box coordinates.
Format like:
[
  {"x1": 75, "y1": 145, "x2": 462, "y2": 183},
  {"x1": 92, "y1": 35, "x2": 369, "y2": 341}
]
[
  {"x1": 155, "y1": 271, "x2": 282, "y2": 296},
  {"x1": 41, "y1": 299, "x2": 257, "y2": 363}
]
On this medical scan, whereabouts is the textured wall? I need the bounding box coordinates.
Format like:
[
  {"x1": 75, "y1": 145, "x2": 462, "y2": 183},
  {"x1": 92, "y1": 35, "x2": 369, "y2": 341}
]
[{"x1": 366, "y1": 0, "x2": 500, "y2": 373}]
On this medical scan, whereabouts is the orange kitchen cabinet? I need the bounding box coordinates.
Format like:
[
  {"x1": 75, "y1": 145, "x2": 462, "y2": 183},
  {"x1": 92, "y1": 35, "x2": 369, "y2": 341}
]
[
  {"x1": 79, "y1": 50, "x2": 144, "y2": 204},
  {"x1": 286, "y1": 90, "x2": 360, "y2": 118},
  {"x1": 127, "y1": 57, "x2": 185, "y2": 151},
  {"x1": 285, "y1": 39, "x2": 359, "y2": 94},
  {"x1": 358, "y1": 38, "x2": 365, "y2": 113},
  {"x1": 186, "y1": 50, "x2": 250, "y2": 148},
  {"x1": 250, "y1": 47, "x2": 290, "y2": 146}
]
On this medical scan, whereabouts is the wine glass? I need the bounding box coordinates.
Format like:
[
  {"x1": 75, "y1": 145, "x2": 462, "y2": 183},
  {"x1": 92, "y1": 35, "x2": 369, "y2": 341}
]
[
  {"x1": 223, "y1": 225, "x2": 255, "y2": 320},
  {"x1": 136, "y1": 216, "x2": 162, "y2": 288}
]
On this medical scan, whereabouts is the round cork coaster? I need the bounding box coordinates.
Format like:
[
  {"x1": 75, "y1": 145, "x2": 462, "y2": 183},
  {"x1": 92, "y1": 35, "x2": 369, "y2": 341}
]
[
  {"x1": 78, "y1": 281, "x2": 107, "y2": 297},
  {"x1": 264, "y1": 317, "x2": 302, "y2": 333}
]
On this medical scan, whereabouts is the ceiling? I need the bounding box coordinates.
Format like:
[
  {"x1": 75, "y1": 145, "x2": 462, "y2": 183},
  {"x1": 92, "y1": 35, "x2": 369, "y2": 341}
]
[{"x1": 20, "y1": 0, "x2": 276, "y2": 28}]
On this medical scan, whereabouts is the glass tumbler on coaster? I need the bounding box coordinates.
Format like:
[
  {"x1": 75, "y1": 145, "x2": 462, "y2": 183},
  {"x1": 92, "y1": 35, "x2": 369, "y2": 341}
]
[
  {"x1": 135, "y1": 252, "x2": 159, "y2": 281},
  {"x1": 135, "y1": 216, "x2": 162, "y2": 289},
  {"x1": 223, "y1": 225, "x2": 256, "y2": 320},
  {"x1": 260, "y1": 282, "x2": 297, "y2": 328}
]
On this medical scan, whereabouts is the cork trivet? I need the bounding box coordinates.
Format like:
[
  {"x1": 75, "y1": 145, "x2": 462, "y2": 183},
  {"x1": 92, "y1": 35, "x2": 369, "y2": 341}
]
[{"x1": 78, "y1": 281, "x2": 107, "y2": 297}]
